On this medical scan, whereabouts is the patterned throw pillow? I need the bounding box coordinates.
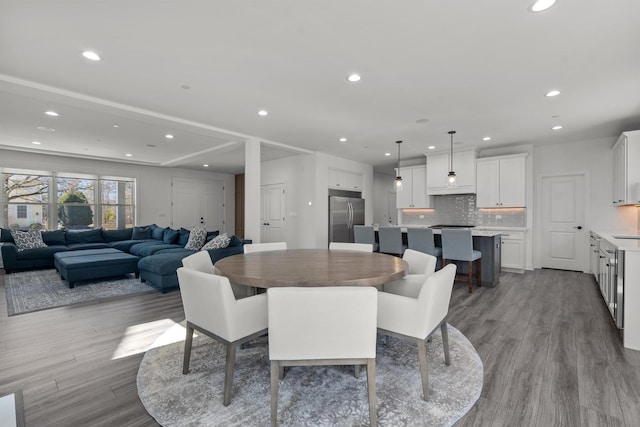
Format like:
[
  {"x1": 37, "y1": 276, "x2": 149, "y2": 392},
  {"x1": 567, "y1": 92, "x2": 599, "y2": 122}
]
[
  {"x1": 184, "y1": 226, "x2": 208, "y2": 250},
  {"x1": 10, "y1": 230, "x2": 48, "y2": 252},
  {"x1": 200, "y1": 233, "x2": 231, "y2": 250}
]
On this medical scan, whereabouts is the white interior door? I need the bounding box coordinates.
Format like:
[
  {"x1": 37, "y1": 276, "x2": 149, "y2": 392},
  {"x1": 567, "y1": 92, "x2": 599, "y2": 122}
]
[
  {"x1": 172, "y1": 177, "x2": 225, "y2": 232},
  {"x1": 260, "y1": 183, "x2": 285, "y2": 243},
  {"x1": 540, "y1": 174, "x2": 586, "y2": 271}
]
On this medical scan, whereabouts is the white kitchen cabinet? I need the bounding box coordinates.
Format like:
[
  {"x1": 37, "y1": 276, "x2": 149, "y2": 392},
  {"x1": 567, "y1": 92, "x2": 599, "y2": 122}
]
[
  {"x1": 476, "y1": 154, "x2": 526, "y2": 208},
  {"x1": 612, "y1": 130, "x2": 640, "y2": 206},
  {"x1": 328, "y1": 169, "x2": 363, "y2": 191},
  {"x1": 395, "y1": 165, "x2": 432, "y2": 208},
  {"x1": 499, "y1": 230, "x2": 525, "y2": 272},
  {"x1": 426, "y1": 150, "x2": 476, "y2": 195}
]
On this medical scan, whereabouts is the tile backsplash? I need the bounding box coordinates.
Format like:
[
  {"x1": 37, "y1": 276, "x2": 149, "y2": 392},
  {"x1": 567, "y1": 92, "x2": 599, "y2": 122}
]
[{"x1": 400, "y1": 194, "x2": 526, "y2": 228}]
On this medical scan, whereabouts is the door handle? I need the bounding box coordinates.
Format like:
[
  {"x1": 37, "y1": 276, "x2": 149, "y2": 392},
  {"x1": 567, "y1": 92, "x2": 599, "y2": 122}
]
[{"x1": 574, "y1": 226, "x2": 582, "y2": 230}]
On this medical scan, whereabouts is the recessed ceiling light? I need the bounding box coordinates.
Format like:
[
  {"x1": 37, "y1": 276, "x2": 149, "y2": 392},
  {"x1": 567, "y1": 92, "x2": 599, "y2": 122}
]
[
  {"x1": 203, "y1": 164, "x2": 209, "y2": 168},
  {"x1": 416, "y1": 118, "x2": 430, "y2": 124},
  {"x1": 384, "y1": 152, "x2": 391, "y2": 157},
  {"x1": 546, "y1": 89, "x2": 561, "y2": 97},
  {"x1": 45, "y1": 111, "x2": 59, "y2": 117},
  {"x1": 552, "y1": 125, "x2": 563, "y2": 130},
  {"x1": 428, "y1": 146, "x2": 436, "y2": 150},
  {"x1": 181, "y1": 84, "x2": 191, "y2": 90},
  {"x1": 482, "y1": 136, "x2": 491, "y2": 141},
  {"x1": 82, "y1": 51, "x2": 101, "y2": 61},
  {"x1": 125, "y1": 153, "x2": 133, "y2": 157},
  {"x1": 113, "y1": 124, "x2": 120, "y2": 128},
  {"x1": 36, "y1": 126, "x2": 55, "y2": 132},
  {"x1": 165, "y1": 134, "x2": 174, "y2": 139},
  {"x1": 258, "y1": 110, "x2": 268, "y2": 116},
  {"x1": 346, "y1": 74, "x2": 361, "y2": 83},
  {"x1": 339, "y1": 137, "x2": 347, "y2": 142},
  {"x1": 530, "y1": 0, "x2": 556, "y2": 12},
  {"x1": 31, "y1": 141, "x2": 42, "y2": 145}
]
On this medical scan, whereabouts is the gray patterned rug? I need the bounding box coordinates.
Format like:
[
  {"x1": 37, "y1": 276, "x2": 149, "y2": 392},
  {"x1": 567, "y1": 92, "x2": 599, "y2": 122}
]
[
  {"x1": 4, "y1": 269, "x2": 156, "y2": 316},
  {"x1": 137, "y1": 322, "x2": 483, "y2": 426}
]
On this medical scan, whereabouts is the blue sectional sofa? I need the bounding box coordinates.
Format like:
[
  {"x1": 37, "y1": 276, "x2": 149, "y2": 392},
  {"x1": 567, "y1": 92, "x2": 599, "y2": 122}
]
[{"x1": 0, "y1": 225, "x2": 248, "y2": 293}]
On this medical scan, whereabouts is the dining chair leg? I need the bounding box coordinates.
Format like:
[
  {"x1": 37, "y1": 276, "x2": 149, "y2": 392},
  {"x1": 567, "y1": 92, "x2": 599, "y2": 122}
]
[
  {"x1": 366, "y1": 359, "x2": 377, "y2": 427},
  {"x1": 467, "y1": 261, "x2": 473, "y2": 293},
  {"x1": 270, "y1": 361, "x2": 280, "y2": 427},
  {"x1": 476, "y1": 258, "x2": 482, "y2": 287},
  {"x1": 223, "y1": 342, "x2": 237, "y2": 406},
  {"x1": 440, "y1": 321, "x2": 451, "y2": 366},
  {"x1": 182, "y1": 324, "x2": 195, "y2": 374},
  {"x1": 417, "y1": 339, "x2": 430, "y2": 401}
]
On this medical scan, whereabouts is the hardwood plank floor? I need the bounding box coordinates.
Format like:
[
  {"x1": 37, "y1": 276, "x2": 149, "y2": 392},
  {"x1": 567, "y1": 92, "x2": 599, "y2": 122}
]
[{"x1": 1, "y1": 268, "x2": 639, "y2": 426}]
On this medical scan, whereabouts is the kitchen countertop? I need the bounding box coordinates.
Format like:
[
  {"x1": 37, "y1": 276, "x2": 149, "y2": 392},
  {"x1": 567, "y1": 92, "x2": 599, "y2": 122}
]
[
  {"x1": 592, "y1": 230, "x2": 640, "y2": 251},
  {"x1": 377, "y1": 224, "x2": 504, "y2": 237}
]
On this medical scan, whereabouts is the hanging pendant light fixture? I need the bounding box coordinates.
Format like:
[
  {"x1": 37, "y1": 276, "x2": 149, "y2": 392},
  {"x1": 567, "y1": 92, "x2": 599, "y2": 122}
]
[
  {"x1": 394, "y1": 140, "x2": 403, "y2": 191},
  {"x1": 447, "y1": 131, "x2": 457, "y2": 187}
]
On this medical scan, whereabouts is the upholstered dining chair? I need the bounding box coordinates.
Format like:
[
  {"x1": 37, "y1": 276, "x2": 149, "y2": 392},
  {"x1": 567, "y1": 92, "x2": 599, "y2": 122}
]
[
  {"x1": 176, "y1": 267, "x2": 268, "y2": 406},
  {"x1": 383, "y1": 249, "x2": 437, "y2": 298},
  {"x1": 243, "y1": 242, "x2": 287, "y2": 253},
  {"x1": 407, "y1": 227, "x2": 443, "y2": 258},
  {"x1": 354, "y1": 225, "x2": 379, "y2": 252},
  {"x1": 377, "y1": 264, "x2": 457, "y2": 401},
  {"x1": 441, "y1": 228, "x2": 482, "y2": 293},
  {"x1": 329, "y1": 242, "x2": 373, "y2": 252},
  {"x1": 268, "y1": 286, "x2": 378, "y2": 427},
  {"x1": 181, "y1": 251, "x2": 252, "y2": 298},
  {"x1": 377, "y1": 226, "x2": 406, "y2": 256}
]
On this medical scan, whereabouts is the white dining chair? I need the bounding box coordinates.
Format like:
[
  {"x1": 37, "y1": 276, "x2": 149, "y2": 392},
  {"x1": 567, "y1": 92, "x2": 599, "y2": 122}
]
[
  {"x1": 377, "y1": 264, "x2": 457, "y2": 401},
  {"x1": 383, "y1": 249, "x2": 437, "y2": 298},
  {"x1": 329, "y1": 242, "x2": 373, "y2": 252},
  {"x1": 176, "y1": 267, "x2": 268, "y2": 406},
  {"x1": 243, "y1": 242, "x2": 287, "y2": 253},
  {"x1": 268, "y1": 286, "x2": 378, "y2": 427}
]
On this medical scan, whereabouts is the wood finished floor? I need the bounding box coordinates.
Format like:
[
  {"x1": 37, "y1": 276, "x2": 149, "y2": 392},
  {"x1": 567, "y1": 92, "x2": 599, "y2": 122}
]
[{"x1": 1, "y1": 268, "x2": 640, "y2": 426}]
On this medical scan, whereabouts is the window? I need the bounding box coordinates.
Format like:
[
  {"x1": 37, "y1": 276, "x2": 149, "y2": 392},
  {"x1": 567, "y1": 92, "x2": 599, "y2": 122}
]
[{"x1": 1, "y1": 169, "x2": 136, "y2": 230}]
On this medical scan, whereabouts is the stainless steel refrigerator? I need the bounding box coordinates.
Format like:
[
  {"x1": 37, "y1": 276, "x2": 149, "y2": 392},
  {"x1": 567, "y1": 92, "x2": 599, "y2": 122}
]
[{"x1": 328, "y1": 196, "x2": 365, "y2": 243}]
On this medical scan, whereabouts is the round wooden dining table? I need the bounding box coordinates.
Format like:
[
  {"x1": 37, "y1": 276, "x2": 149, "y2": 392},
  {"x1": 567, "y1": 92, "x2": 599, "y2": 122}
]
[{"x1": 213, "y1": 248, "x2": 408, "y2": 288}]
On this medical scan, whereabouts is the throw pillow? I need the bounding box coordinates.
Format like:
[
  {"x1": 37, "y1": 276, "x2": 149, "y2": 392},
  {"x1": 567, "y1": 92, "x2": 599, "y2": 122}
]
[
  {"x1": 228, "y1": 235, "x2": 243, "y2": 247},
  {"x1": 184, "y1": 226, "x2": 207, "y2": 250},
  {"x1": 163, "y1": 228, "x2": 179, "y2": 244},
  {"x1": 10, "y1": 229, "x2": 47, "y2": 252},
  {"x1": 178, "y1": 228, "x2": 191, "y2": 246},
  {"x1": 201, "y1": 233, "x2": 231, "y2": 250},
  {"x1": 151, "y1": 225, "x2": 166, "y2": 241},
  {"x1": 132, "y1": 225, "x2": 153, "y2": 240}
]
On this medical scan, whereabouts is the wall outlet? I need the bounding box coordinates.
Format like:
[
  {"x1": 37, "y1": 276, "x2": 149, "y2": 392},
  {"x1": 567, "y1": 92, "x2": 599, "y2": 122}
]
[
  {"x1": 419, "y1": 214, "x2": 425, "y2": 219},
  {"x1": 496, "y1": 215, "x2": 502, "y2": 220}
]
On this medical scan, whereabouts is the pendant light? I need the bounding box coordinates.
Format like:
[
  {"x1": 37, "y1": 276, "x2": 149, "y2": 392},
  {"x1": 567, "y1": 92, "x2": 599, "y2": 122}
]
[
  {"x1": 394, "y1": 140, "x2": 403, "y2": 191},
  {"x1": 447, "y1": 131, "x2": 457, "y2": 187}
]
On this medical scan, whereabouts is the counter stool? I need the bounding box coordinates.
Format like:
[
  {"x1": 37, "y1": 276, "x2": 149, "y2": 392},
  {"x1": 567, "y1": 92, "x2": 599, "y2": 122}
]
[
  {"x1": 377, "y1": 226, "x2": 406, "y2": 257},
  {"x1": 407, "y1": 228, "x2": 442, "y2": 259},
  {"x1": 354, "y1": 225, "x2": 379, "y2": 252},
  {"x1": 441, "y1": 229, "x2": 481, "y2": 293}
]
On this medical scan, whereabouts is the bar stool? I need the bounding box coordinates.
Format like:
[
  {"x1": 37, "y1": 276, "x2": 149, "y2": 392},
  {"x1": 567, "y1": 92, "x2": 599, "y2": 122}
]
[
  {"x1": 377, "y1": 226, "x2": 406, "y2": 257},
  {"x1": 440, "y1": 228, "x2": 481, "y2": 293},
  {"x1": 407, "y1": 228, "x2": 442, "y2": 258},
  {"x1": 354, "y1": 225, "x2": 379, "y2": 252}
]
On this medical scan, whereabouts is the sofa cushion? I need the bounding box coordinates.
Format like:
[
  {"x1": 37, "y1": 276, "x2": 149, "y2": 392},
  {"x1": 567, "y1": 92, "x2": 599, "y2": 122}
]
[
  {"x1": 201, "y1": 233, "x2": 230, "y2": 250},
  {"x1": 132, "y1": 225, "x2": 153, "y2": 240},
  {"x1": 152, "y1": 226, "x2": 167, "y2": 241},
  {"x1": 1, "y1": 228, "x2": 15, "y2": 243},
  {"x1": 108, "y1": 240, "x2": 149, "y2": 252},
  {"x1": 102, "y1": 228, "x2": 133, "y2": 242},
  {"x1": 178, "y1": 228, "x2": 190, "y2": 246},
  {"x1": 228, "y1": 235, "x2": 243, "y2": 247},
  {"x1": 15, "y1": 245, "x2": 68, "y2": 260},
  {"x1": 41, "y1": 230, "x2": 66, "y2": 246},
  {"x1": 163, "y1": 228, "x2": 179, "y2": 244},
  {"x1": 11, "y1": 230, "x2": 47, "y2": 252},
  {"x1": 132, "y1": 244, "x2": 184, "y2": 257},
  {"x1": 65, "y1": 228, "x2": 104, "y2": 244},
  {"x1": 185, "y1": 226, "x2": 207, "y2": 250},
  {"x1": 66, "y1": 242, "x2": 111, "y2": 250}
]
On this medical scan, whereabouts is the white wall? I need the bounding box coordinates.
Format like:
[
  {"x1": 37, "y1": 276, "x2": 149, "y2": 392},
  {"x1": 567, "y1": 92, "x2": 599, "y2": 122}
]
[
  {"x1": 373, "y1": 171, "x2": 396, "y2": 226},
  {"x1": 0, "y1": 149, "x2": 236, "y2": 234},
  {"x1": 261, "y1": 153, "x2": 316, "y2": 249}
]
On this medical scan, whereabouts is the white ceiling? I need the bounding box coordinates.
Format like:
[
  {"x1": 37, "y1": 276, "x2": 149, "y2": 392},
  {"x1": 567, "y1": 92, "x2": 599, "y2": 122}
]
[{"x1": 1, "y1": 1, "x2": 639, "y2": 174}]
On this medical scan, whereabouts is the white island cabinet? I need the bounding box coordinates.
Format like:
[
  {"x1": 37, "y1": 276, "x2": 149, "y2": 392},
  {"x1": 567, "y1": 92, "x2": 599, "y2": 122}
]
[{"x1": 476, "y1": 154, "x2": 526, "y2": 208}]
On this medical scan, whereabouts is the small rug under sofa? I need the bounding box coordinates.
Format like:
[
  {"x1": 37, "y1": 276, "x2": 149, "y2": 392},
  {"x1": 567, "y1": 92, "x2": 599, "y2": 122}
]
[{"x1": 4, "y1": 269, "x2": 156, "y2": 316}]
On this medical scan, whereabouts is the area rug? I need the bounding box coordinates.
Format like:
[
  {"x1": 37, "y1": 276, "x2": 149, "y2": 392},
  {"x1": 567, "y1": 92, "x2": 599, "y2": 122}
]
[
  {"x1": 4, "y1": 269, "x2": 156, "y2": 316},
  {"x1": 137, "y1": 322, "x2": 483, "y2": 426}
]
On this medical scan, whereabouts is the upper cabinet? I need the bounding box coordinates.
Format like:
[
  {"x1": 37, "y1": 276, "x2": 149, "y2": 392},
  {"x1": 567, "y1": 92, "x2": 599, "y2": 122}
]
[
  {"x1": 328, "y1": 168, "x2": 363, "y2": 191},
  {"x1": 612, "y1": 130, "x2": 640, "y2": 206},
  {"x1": 476, "y1": 154, "x2": 527, "y2": 208},
  {"x1": 395, "y1": 165, "x2": 432, "y2": 208},
  {"x1": 426, "y1": 150, "x2": 476, "y2": 195}
]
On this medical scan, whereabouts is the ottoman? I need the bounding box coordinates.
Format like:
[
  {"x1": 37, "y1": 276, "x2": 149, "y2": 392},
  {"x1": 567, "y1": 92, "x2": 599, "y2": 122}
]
[{"x1": 54, "y1": 248, "x2": 141, "y2": 288}]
